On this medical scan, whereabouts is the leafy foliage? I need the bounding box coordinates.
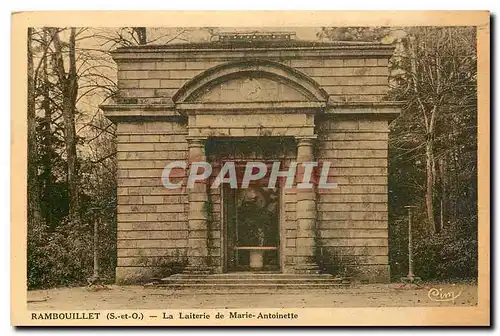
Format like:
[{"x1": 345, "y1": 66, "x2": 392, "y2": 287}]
[
  {"x1": 27, "y1": 27, "x2": 211, "y2": 289},
  {"x1": 27, "y1": 27, "x2": 479, "y2": 289},
  {"x1": 27, "y1": 215, "x2": 116, "y2": 289},
  {"x1": 387, "y1": 27, "x2": 477, "y2": 280},
  {"x1": 413, "y1": 229, "x2": 478, "y2": 280},
  {"x1": 236, "y1": 199, "x2": 279, "y2": 247},
  {"x1": 321, "y1": 26, "x2": 478, "y2": 281},
  {"x1": 27, "y1": 27, "x2": 121, "y2": 289}
]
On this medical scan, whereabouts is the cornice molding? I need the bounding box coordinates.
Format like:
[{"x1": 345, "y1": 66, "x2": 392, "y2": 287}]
[
  {"x1": 112, "y1": 46, "x2": 395, "y2": 62},
  {"x1": 101, "y1": 101, "x2": 403, "y2": 121}
]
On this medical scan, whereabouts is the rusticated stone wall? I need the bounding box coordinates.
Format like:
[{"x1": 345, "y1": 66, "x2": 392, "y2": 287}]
[
  {"x1": 316, "y1": 118, "x2": 390, "y2": 282},
  {"x1": 107, "y1": 41, "x2": 397, "y2": 284},
  {"x1": 115, "y1": 58, "x2": 389, "y2": 105},
  {"x1": 115, "y1": 120, "x2": 189, "y2": 283}
]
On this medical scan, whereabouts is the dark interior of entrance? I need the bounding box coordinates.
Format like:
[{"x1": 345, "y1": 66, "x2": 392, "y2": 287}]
[
  {"x1": 224, "y1": 185, "x2": 280, "y2": 272},
  {"x1": 206, "y1": 137, "x2": 296, "y2": 273}
]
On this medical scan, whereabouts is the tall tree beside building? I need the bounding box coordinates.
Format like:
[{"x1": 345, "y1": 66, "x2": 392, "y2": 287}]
[
  {"x1": 27, "y1": 28, "x2": 44, "y2": 236},
  {"x1": 320, "y1": 26, "x2": 477, "y2": 279},
  {"x1": 50, "y1": 27, "x2": 80, "y2": 224},
  {"x1": 393, "y1": 27, "x2": 477, "y2": 233}
]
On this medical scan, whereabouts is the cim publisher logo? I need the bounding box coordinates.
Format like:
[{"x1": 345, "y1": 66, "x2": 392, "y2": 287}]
[{"x1": 161, "y1": 161, "x2": 338, "y2": 189}]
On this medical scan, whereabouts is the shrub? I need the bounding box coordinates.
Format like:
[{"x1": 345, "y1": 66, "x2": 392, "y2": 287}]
[
  {"x1": 27, "y1": 217, "x2": 116, "y2": 290},
  {"x1": 413, "y1": 229, "x2": 477, "y2": 280},
  {"x1": 316, "y1": 247, "x2": 358, "y2": 278},
  {"x1": 135, "y1": 255, "x2": 188, "y2": 280}
]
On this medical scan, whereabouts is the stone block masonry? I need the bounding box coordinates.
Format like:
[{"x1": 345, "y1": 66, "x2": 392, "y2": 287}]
[
  {"x1": 316, "y1": 118, "x2": 390, "y2": 282},
  {"x1": 115, "y1": 120, "x2": 189, "y2": 283},
  {"x1": 104, "y1": 35, "x2": 400, "y2": 284}
]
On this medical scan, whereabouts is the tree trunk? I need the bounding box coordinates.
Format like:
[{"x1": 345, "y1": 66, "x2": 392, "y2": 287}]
[
  {"x1": 132, "y1": 27, "x2": 147, "y2": 45},
  {"x1": 41, "y1": 28, "x2": 54, "y2": 228},
  {"x1": 425, "y1": 138, "x2": 436, "y2": 233},
  {"x1": 52, "y1": 27, "x2": 80, "y2": 224},
  {"x1": 438, "y1": 157, "x2": 447, "y2": 232},
  {"x1": 408, "y1": 33, "x2": 437, "y2": 234},
  {"x1": 27, "y1": 28, "x2": 44, "y2": 236}
]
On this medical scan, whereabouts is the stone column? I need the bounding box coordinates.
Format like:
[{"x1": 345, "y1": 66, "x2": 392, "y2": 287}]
[
  {"x1": 294, "y1": 136, "x2": 319, "y2": 274},
  {"x1": 184, "y1": 137, "x2": 210, "y2": 273}
]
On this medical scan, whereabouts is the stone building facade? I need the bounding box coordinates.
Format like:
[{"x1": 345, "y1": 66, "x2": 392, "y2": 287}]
[{"x1": 103, "y1": 32, "x2": 400, "y2": 284}]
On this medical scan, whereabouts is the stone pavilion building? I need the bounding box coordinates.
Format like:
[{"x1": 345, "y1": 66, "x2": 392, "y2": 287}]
[{"x1": 103, "y1": 32, "x2": 400, "y2": 284}]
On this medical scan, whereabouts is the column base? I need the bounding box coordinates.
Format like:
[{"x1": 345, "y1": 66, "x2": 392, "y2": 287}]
[
  {"x1": 294, "y1": 263, "x2": 320, "y2": 274},
  {"x1": 183, "y1": 263, "x2": 212, "y2": 275}
]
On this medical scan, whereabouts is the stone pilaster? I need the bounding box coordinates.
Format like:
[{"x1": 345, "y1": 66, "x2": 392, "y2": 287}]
[
  {"x1": 184, "y1": 137, "x2": 211, "y2": 273},
  {"x1": 294, "y1": 136, "x2": 320, "y2": 274}
]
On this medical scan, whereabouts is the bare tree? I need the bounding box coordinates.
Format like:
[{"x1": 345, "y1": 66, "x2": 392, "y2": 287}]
[
  {"x1": 27, "y1": 28, "x2": 44, "y2": 235},
  {"x1": 394, "y1": 27, "x2": 477, "y2": 234},
  {"x1": 50, "y1": 27, "x2": 80, "y2": 223},
  {"x1": 132, "y1": 27, "x2": 147, "y2": 45},
  {"x1": 407, "y1": 33, "x2": 437, "y2": 232}
]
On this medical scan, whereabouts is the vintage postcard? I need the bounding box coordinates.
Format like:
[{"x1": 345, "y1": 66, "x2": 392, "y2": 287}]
[{"x1": 11, "y1": 11, "x2": 490, "y2": 326}]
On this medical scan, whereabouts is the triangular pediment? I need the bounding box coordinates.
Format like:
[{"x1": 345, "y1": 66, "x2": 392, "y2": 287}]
[
  {"x1": 173, "y1": 60, "x2": 329, "y2": 105},
  {"x1": 190, "y1": 75, "x2": 313, "y2": 103}
]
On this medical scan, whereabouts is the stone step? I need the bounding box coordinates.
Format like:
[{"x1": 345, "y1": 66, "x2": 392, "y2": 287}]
[
  {"x1": 161, "y1": 278, "x2": 344, "y2": 285},
  {"x1": 154, "y1": 282, "x2": 349, "y2": 291},
  {"x1": 165, "y1": 273, "x2": 337, "y2": 280},
  {"x1": 148, "y1": 286, "x2": 351, "y2": 295},
  {"x1": 153, "y1": 273, "x2": 351, "y2": 292}
]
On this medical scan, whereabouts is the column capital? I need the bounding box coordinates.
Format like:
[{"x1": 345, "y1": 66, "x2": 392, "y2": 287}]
[
  {"x1": 296, "y1": 135, "x2": 318, "y2": 147},
  {"x1": 186, "y1": 136, "x2": 208, "y2": 147}
]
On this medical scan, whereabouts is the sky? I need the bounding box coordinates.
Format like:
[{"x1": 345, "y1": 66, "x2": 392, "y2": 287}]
[{"x1": 145, "y1": 27, "x2": 322, "y2": 44}]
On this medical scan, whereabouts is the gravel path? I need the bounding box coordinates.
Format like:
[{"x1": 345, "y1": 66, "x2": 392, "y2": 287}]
[{"x1": 27, "y1": 283, "x2": 477, "y2": 310}]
